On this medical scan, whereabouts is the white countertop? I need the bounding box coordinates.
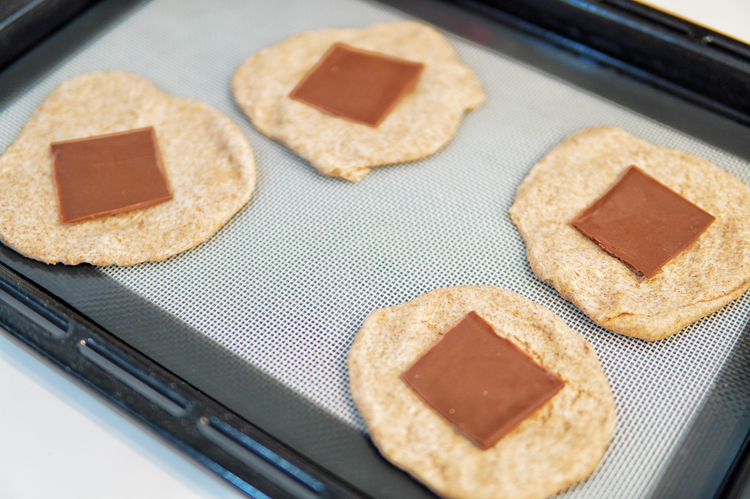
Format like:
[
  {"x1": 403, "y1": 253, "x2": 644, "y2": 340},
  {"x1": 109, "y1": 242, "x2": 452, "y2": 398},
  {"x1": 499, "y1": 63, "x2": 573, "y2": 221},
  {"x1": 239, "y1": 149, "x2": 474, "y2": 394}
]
[
  {"x1": 0, "y1": 330, "x2": 243, "y2": 499},
  {"x1": 637, "y1": 0, "x2": 750, "y2": 43},
  {"x1": 1, "y1": 1, "x2": 749, "y2": 498}
]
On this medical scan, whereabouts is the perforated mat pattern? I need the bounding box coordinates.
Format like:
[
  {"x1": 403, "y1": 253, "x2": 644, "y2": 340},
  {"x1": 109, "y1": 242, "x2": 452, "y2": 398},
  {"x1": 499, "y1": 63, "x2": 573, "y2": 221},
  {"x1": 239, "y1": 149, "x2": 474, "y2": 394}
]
[{"x1": 1, "y1": 0, "x2": 749, "y2": 498}]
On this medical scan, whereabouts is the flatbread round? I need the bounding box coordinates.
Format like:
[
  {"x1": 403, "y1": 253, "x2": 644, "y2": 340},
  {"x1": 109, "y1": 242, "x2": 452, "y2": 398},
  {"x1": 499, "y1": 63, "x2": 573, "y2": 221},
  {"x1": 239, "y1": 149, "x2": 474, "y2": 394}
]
[
  {"x1": 348, "y1": 286, "x2": 615, "y2": 499},
  {"x1": 509, "y1": 126, "x2": 750, "y2": 341},
  {"x1": 232, "y1": 20, "x2": 484, "y2": 182},
  {"x1": 0, "y1": 71, "x2": 256, "y2": 266}
]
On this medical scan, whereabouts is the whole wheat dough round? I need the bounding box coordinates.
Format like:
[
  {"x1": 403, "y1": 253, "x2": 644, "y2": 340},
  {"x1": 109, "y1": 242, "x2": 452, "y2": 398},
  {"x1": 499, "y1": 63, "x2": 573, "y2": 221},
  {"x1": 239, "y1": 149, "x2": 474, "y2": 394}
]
[
  {"x1": 348, "y1": 286, "x2": 615, "y2": 499},
  {"x1": 231, "y1": 20, "x2": 484, "y2": 182},
  {"x1": 0, "y1": 72, "x2": 256, "y2": 266},
  {"x1": 509, "y1": 126, "x2": 750, "y2": 341}
]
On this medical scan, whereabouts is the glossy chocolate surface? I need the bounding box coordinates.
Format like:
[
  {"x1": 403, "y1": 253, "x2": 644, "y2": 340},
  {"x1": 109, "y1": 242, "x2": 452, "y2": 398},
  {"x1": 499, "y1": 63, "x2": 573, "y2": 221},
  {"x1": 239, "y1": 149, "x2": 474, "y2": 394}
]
[
  {"x1": 571, "y1": 166, "x2": 715, "y2": 278},
  {"x1": 289, "y1": 43, "x2": 423, "y2": 127},
  {"x1": 51, "y1": 127, "x2": 172, "y2": 223},
  {"x1": 401, "y1": 311, "x2": 564, "y2": 449}
]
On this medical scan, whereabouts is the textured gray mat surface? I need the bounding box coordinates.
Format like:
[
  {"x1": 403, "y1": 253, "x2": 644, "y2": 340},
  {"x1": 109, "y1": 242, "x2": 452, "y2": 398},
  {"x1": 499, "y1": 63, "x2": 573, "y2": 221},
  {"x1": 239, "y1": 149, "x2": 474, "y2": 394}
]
[{"x1": 1, "y1": 0, "x2": 749, "y2": 497}]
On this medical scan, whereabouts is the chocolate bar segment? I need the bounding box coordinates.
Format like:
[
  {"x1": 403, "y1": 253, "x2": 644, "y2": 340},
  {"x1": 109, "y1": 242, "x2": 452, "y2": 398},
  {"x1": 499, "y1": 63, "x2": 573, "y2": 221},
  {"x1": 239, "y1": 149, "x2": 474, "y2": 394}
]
[
  {"x1": 51, "y1": 127, "x2": 172, "y2": 223},
  {"x1": 289, "y1": 43, "x2": 423, "y2": 127},
  {"x1": 571, "y1": 166, "x2": 715, "y2": 278},
  {"x1": 401, "y1": 311, "x2": 564, "y2": 449}
]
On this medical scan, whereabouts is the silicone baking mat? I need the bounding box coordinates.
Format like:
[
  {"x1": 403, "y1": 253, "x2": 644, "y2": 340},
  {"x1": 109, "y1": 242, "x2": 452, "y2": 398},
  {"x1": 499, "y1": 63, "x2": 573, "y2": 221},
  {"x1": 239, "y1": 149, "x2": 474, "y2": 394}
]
[{"x1": 1, "y1": 0, "x2": 749, "y2": 497}]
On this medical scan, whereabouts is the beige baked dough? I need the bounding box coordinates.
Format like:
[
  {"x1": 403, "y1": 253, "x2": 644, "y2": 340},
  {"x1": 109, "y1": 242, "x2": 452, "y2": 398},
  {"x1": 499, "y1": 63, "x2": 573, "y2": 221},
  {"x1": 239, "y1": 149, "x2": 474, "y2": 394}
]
[
  {"x1": 0, "y1": 71, "x2": 256, "y2": 266},
  {"x1": 232, "y1": 20, "x2": 484, "y2": 182},
  {"x1": 348, "y1": 286, "x2": 615, "y2": 499},
  {"x1": 509, "y1": 126, "x2": 750, "y2": 341}
]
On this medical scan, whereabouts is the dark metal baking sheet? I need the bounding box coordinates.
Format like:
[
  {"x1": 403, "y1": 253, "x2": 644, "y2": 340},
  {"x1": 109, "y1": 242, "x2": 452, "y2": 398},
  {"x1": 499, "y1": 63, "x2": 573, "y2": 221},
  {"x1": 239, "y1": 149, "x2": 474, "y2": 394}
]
[
  {"x1": 1, "y1": 1, "x2": 750, "y2": 498},
  {"x1": 0, "y1": 0, "x2": 99, "y2": 71}
]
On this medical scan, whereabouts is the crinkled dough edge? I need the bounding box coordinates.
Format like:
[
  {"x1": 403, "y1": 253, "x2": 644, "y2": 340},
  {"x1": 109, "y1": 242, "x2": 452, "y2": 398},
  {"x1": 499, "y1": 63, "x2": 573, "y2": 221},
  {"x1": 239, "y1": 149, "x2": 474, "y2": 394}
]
[
  {"x1": 231, "y1": 20, "x2": 485, "y2": 182},
  {"x1": 347, "y1": 286, "x2": 616, "y2": 499},
  {"x1": 0, "y1": 71, "x2": 257, "y2": 266},
  {"x1": 510, "y1": 126, "x2": 750, "y2": 341}
]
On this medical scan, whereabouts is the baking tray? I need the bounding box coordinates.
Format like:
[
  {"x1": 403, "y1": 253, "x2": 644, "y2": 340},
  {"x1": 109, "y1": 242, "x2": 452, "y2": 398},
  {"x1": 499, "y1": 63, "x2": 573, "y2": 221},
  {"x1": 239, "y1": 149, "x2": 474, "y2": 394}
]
[
  {"x1": 0, "y1": 0, "x2": 98, "y2": 71},
  {"x1": 1, "y1": 0, "x2": 750, "y2": 498}
]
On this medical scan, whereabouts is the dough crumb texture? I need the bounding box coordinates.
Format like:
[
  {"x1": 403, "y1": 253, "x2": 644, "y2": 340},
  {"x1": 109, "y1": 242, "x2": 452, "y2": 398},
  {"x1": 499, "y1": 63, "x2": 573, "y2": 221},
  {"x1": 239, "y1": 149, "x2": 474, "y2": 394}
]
[
  {"x1": 232, "y1": 21, "x2": 484, "y2": 182},
  {"x1": 348, "y1": 285, "x2": 615, "y2": 499},
  {"x1": 0, "y1": 71, "x2": 256, "y2": 266}
]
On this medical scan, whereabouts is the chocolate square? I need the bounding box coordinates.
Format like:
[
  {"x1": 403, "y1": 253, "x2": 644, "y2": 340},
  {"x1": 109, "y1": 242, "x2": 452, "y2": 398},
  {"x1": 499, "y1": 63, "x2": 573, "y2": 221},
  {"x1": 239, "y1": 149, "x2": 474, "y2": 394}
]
[
  {"x1": 51, "y1": 127, "x2": 172, "y2": 223},
  {"x1": 289, "y1": 43, "x2": 424, "y2": 127},
  {"x1": 401, "y1": 312, "x2": 564, "y2": 449},
  {"x1": 571, "y1": 166, "x2": 715, "y2": 278}
]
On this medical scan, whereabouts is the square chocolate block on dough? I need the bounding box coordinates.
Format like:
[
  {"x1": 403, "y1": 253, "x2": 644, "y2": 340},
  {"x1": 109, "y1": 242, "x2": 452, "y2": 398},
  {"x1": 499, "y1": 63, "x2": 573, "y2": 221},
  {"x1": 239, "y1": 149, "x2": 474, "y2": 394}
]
[
  {"x1": 571, "y1": 166, "x2": 715, "y2": 278},
  {"x1": 51, "y1": 127, "x2": 172, "y2": 223},
  {"x1": 401, "y1": 311, "x2": 564, "y2": 449},
  {"x1": 289, "y1": 43, "x2": 423, "y2": 127}
]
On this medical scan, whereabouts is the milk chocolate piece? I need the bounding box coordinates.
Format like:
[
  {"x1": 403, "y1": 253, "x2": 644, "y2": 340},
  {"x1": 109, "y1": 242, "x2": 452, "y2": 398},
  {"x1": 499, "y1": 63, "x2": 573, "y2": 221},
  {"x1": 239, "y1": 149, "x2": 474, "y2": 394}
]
[
  {"x1": 401, "y1": 312, "x2": 564, "y2": 449},
  {"x1": 289, "y1": 43, "x2": 424, "y2": 127},
  {"x1": 51, "y1": 127, "x2": 172, "y2": 223},
  {"x1": 571, "y1": 166, "x2": 715, "y2": 278}
]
